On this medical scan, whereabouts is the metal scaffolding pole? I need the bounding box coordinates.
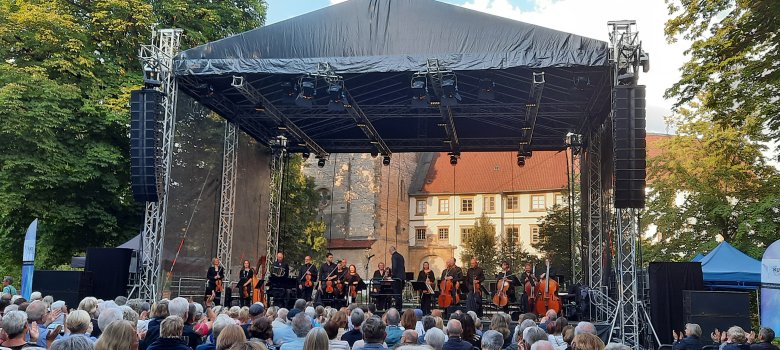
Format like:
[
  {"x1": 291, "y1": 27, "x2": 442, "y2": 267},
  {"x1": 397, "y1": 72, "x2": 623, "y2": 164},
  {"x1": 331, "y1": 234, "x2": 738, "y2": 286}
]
[
  {"x1": 266, "y1": 137, "x2": 287, "y2": 268},
  {"x1": 217, "y1": 120, "x2": 238, "y2": 304},
  {"x1": 615, "y1": 208, "x2": 640, "y2": 346},
  {"x1": 567, "y1": 134, "x2": 583, "y2": 286},
  {"x1": 138, "y1": 28, "x2": 183, "y2": 302},
  {"x1": 587, "y1": 130, "x2": 606, "y2": 321}
]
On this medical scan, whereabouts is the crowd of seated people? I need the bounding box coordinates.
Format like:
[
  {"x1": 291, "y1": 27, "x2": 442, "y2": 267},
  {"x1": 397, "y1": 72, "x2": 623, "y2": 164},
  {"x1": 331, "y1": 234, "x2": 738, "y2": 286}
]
[{"x1": 0, "y1": 287, "x2": 776, "y2": 350}]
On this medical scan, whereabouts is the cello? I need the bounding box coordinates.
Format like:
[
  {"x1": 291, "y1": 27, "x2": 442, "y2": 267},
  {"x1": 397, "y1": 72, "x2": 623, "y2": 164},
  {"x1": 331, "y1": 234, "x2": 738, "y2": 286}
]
[
  {"x1": 438, "y1": 268, "x2": 458, "y2": 308},
  {"x1": 492, "y1": 272, "x2": 513, "y2": 307},
  {"x1": 524, "y1": 264, "x2": 536, "y2": 312},
  {"x1": 534, "y1": 259, "x2": 561, "y2": 315}
]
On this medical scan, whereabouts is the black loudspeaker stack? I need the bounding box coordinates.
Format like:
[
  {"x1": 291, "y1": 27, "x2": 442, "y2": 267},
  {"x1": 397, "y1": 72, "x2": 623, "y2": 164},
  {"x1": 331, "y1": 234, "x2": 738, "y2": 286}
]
[
  {"x1": 682, "y1": 290, "x2": 751, "y2": 344},
  {"x1": 85, "y1": 248, "x2": 133, "y2": 300},
  {"x1": 32, "y1": 271, "x2": 93, "y2": 308},
  {"x1": 130, "y1": 89, "x2": 163, "y2": 202},
  {"x1": 613, "y1": 85, "x2": 646, "y2": 209}
]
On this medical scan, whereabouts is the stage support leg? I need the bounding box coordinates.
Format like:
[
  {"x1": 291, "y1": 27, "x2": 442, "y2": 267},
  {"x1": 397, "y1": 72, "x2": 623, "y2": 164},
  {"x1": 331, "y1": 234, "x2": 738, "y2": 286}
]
[
  {"x1": 567, "y1": 134, "x2": 583, "y2": 287},
  {"x1": 586, "y1": 130, "x2": 607, "y2": 321},
  {"x1": 138, "y1": 28, "x2": 183, "y2": 302},
  {"x1": 615, "y1": 208, "x2": 640, "y2": 346},
  {"x1": 217, "y1": 121, "x2": 239, "y2": 305},
  {"x1": 266, "y1": 137, "x2": 287, "y2": 266}
]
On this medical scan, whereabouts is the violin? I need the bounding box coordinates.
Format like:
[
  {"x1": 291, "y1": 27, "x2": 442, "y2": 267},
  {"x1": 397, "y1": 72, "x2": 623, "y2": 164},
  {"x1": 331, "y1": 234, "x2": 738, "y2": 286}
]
[
  {"x1": 304, "y1": 271, "x2": 313, "y2": 288},
  {"x1": 349, "y1": 274, "x2": 358, "y2": 298},
  {"x1": 535, "y1": 259, "x2": 561, "y2": 315},
  {"x1": 324, "y1": 264, "x2": 339, "y2": 294},
  {"x1": 492, "y1": 273, "x2": 512, "y2": 307},
  {"x1": 215, "y1": 279, "x2": 223, "y2": 293}
]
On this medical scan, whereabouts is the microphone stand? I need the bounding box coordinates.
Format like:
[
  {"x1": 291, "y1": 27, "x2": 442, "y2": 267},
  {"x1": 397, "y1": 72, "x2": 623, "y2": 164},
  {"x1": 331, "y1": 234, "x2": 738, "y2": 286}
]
[{"x1": 364, "y1": 250, "x2": 373, "y2": 303}]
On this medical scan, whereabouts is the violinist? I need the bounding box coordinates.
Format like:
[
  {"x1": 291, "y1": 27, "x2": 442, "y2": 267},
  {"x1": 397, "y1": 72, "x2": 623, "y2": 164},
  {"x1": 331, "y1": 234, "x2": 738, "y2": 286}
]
[
  {"x1": 344, "y1": 264, "x2": 361, "y2": 304},
  {"x1": 466, "y1": 258, "x2": 486, "y2": 316},
  {"x1": 439, "y1": 257, "x2": 463, "y2": 306},
  {"x1": 333, "y1": 260, "x2": 348, "y2": 307},
  {"x1": 237, "y1": 260, "x2": 254, "y2": 307},
  {"x1": 519, "y1": 262, "x2": 538, "y2": 313},
  {"x1": 298, "y1": 255, "x2": 318, "y2": 302},
  {"x1": 206, "y1": 257, "x2": 225, "y2": 306},
  {"x1": 318, "y1": 253, "x2": 338, "y2": 306},
  {"x1": 495, "y1": 261, "x2": 521, "y2": 313},
  {"x1": 417, "y1": 261, "x2": 435, "y2": 315}
]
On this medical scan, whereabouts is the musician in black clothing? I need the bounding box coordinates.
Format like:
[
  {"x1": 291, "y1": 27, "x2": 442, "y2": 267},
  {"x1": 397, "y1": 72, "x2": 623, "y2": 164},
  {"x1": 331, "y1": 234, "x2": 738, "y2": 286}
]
[
  {"x1": 495, "y1": 261, "x2": 521, "y2": 313},
  {"x1": 518, "y1": 262, "x2": 538, "y2": 313},
  {"x1": 206, "y1": 257, "x2": 225, "y2": 306},
  {"x1": 417, "y1": 261, "x2": 436, "y2": 315},
  {"x1": 440, "y1": 257, "x2": 464, "y2": 304},
  {"x1": 268, "y1": 251, "x2": 291, "y2": 307},
  {"x1": 237, "y1": 260, "x2": 254, "y2": 307},
  {"x1": 465, "y1": 258, "x2": 486, "y2": 316},
  {"x1": 298, "y1": 255, "x2": 318, "y2": 301},
  {"x1": 390, "y1": 246, "x2": 406, "y2": 310},
  {"x1": 318, "y1": 253, "x2": 338, "y2": 306},
  {"x1": 372, "y1": 262, "x2": 389, "y2": 309},
  {"x1": 271, "y1": 251, "x2": 289, "y2": 277},
  {"x1": 344, "y1": 264, "x2": 362, "y2": 304}
]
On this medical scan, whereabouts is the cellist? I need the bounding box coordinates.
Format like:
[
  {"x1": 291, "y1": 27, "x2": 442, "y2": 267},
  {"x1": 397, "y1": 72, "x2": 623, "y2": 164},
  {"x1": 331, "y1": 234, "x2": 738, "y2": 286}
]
[
  {"x1": 495, "y1": 261, "x2": 521, "y2": 313},
  {"x1": 465, "y1": 258, "x2": 486, "y2": 316},
  {"x1": 439, "y1": 257, "x2": 463, "y2": 309},
  {"x1": 519, "y1": 262, "x2": 538, "y2": 313},
  {"x1": 298, "y1": 255, "x2": 318, "y2": 302}
]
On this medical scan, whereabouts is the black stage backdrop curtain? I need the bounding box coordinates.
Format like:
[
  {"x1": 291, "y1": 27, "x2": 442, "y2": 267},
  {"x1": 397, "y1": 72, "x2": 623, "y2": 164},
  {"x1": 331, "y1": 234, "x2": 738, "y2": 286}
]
[{"x1": 648, "y1": 262, "x2": 704, "y2": 345}]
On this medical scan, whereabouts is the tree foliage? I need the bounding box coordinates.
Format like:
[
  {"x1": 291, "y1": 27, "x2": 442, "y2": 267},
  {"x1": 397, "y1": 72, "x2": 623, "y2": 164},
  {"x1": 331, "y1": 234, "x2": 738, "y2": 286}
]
[
  {"x1": 536, "y1": 205, "x2": 573, "y2": 280},
  {"x1": 644, "y1": 104, "x2": 780, "y2": 261},
  {"x1": 278, "y1": 155, "x2": 328, "y2": 266},
  {"x1": 498, "y1": 226, "x2": 538, "y2": 276},
  {"x1": 0, "y1": 0, "x2": 267, "y2": 275},
  {"x1": 664, "y1": 0, "x2": 780, "y2": 139},
  {"x1": 460, "y1": 215, "x2": 499, "y2": 276}
]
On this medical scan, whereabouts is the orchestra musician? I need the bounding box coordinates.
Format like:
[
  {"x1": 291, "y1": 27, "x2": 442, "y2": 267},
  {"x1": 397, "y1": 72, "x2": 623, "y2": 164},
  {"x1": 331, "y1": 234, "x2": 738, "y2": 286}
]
[
  {"x1": 344, "y1": 264, "x2": 361, "y2": 304},
  {"x1": 495, "y1": 261, "x2": 521, "y2": 313},
  {"x1": 268, "y1": 251, "x2": 291, "y2": 308},
  {"x1": 390, "y1": 246, "x2": 406, "y2": 310},
  {"x1": 333, "y1": 260, "x2": 348, "y2": 307},
  {"x1": 519, "y1": 262, "x2": 538, "y2": 313},
  {"x1": 206, "y1": 257, "x2": 225, "y2": 306},
  {"x1": 272, "y1": 251, "x2": 290, "y2": 278},
  {"x1": 237, "y1": 260, "x2": 254, "y2": 307},
  {"x1": 417, "y1": 261, "x2": 435, "y2": 315},
  {"x1": 440, "y1": 257, "x2": 463, "y2": 307},
  {"x1": 465, "y1": 258, "x2": 486, "y2": 316},
  {"x1": 372, "y1": 262, "x2": 389, "y2": 310},
  {"x1": 298, "y1": 255, "x2": 318, "y2": 302},
  {"x1": 318, "y1": 253, "x2": 338, "y2": 307}
]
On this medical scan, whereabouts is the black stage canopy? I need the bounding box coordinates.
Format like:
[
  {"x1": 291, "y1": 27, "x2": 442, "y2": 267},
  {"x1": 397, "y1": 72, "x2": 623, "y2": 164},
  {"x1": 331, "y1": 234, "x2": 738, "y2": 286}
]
[{"x1": 174, "y1": 0, "x2": 613, "y2": 154}]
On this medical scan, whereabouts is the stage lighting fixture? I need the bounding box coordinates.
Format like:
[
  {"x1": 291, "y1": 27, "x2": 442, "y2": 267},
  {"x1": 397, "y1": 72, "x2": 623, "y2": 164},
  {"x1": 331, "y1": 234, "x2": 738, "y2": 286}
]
[
  {"x1": 281, "y1": 81, "x2": 297, "y2": 104},
  {"x1": 440, "y1": 74, "x2": 461, "y2": 106},
  {"x1": 573, "y1": 75, "x2": 590, "y2": 90},
  {"x1": 410, "y1": 76, "x2": 429, "y2": 108},
  {"x1": 317, "y1": 158, "x2": 326, "y2": 168},
  {"x1": 449, "y1": 153, "x2": 460, "y2": 165},
  {"x1": 143, "y1": 64, "x2": 161, "y2": 88},
  {"x1": 327, "y1": 82, "x2": 346, "y2": 112},
  {"x1": 382, "y1": 155, "x2": 391, "y2": 166},
  {"x1": 302, "y1": 151, "x2": 311, "y2": 159},
  {"x1": 517, "y1": 155, "x2": 526, "y2": 167},
  {"x1": 295, "y1": 76, "x2": 316, "y2": 107},
  {"x1": 371, "y1": 151, "x2": 379, "y2": 158},
  {"x1": 478, "y1": 78, "x2": 495, "y2": 100}
]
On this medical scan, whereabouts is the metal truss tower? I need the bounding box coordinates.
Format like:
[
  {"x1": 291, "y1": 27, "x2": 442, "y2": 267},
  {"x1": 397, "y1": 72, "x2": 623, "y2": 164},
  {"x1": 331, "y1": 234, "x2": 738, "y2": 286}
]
[
  {"x1": 566, "y1": 133, "x2": 583, "y2": 286},
  {"x1": 586, "y1": 129, "x2": 608, "y2": 321},
  {"x1": 217, "y1": 121, "x2": 238, "y2": 298},
  {"x1": 138, "y1": 28, "x2": 183, "y2": 302},
  {"x1": 266, "y1": 137, "x2": 287, "y2": 266}
]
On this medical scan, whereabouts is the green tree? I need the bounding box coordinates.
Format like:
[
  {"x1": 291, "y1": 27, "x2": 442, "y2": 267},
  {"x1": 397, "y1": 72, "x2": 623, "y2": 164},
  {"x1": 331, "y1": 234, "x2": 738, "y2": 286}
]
[
  {"x1": 535, "y1": 205, "x2": 573, "y2": 281},
  {"x1": 498, "y1": 228, "x2": 538, "y2": 276},
  {"x1": 644, "y1": 103, "x2": 780, "y2": 261},
  {"x1": 664, "y1": 1, "x2": 780, "y2": 140},
  {"x1": 278, "y1": 155, "x2": 327, "y2": 266},
  {"x1": 460, "y1": 215, "x2": 499, "y2": 276},
  {"x1": 0, "y1": 0, "x2": 267, "y2": 276}
]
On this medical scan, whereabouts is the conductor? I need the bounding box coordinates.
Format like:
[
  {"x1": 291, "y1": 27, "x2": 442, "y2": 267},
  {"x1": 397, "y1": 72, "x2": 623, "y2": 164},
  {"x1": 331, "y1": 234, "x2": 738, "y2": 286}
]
[{"x1": 390, "y1": 246, "x2": 405, "y2": 309}]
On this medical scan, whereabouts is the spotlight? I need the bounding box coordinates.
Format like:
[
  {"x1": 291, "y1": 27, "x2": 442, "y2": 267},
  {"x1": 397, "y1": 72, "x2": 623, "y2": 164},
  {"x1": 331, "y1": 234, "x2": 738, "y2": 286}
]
[
  {"x1": 302, "y1": 151, "x2": 310, "y2": 159},
  {"x1": 295, "y1": 76, "x2": 316, "y2": 107},
  {"x1": 410, "y1": 75, "x2": 429, "y2": 108},
  {"x1": 317, "y1": 158, "x2": 326, "y2": 168},
  {"x1": 143, "y1": 64, "x2": 161, "y2": 88},
  {"x1": 327, "y1": 82, "x2": 346, "y2": 112},
  {"x1": 382, "y1": 155, "x2": 391, "y2": 166},
  {"x1": 440, "y1": 73, "x2": 461, "y2": 107},
  {"x1": 518, "y1": 145, "x2": 532, "y2": 158},
  {"x1": 573, "y1": 75, "x2": 590, "y2": 90},
  {"x1": 517, "y1": 155, "x2": 526, "y2": 167},
  {"x1": 478, "y1": 78, "x2": 495, "y2": 100},
  {"x1": 281, "y1": 81, "x2": 297, "y2": 104},
  {"x1": 371, "y1": 151, "x2": 379, "y2": 158},
  {"x1": 449, "y1": 153, "x2": 460, "y2": 165}
]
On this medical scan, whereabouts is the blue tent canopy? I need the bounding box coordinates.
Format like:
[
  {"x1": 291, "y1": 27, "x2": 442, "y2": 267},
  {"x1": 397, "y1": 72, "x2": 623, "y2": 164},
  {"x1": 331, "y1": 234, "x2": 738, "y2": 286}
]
[
  {"x1": 698, "y1": 241, "x2": 760, "y2": 290},
  {"x1": 691, "y1": 253, "x2": 705, "y2": 262}
]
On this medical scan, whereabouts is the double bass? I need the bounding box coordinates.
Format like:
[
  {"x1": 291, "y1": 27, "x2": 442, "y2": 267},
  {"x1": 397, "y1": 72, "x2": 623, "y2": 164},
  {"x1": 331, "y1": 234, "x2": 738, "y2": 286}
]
[
  {"x1": 524, "y1": 264, "x2": 536, "y2": 312},
  {"x1": 535, "y1": 259, "x2": 561, "y2": 315}
]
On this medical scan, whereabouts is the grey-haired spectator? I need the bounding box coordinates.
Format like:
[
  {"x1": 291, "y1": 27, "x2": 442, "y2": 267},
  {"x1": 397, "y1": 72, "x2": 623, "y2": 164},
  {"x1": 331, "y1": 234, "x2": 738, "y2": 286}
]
[
  {"x1": 354, "y1": 316, "x2": 387, "y2": 350},
  {"x1": 425, "y1": 328, "x2": 446, "y2": 350},
  {"x1": 2, "y1": 276, "x2": 17, "y2": 295},
  {"x1": 482, "y1": 330, "x2": 504, "y2": 350},
  {"x1": 50, "y1": 334, "x2": 95, "y2": 350}
]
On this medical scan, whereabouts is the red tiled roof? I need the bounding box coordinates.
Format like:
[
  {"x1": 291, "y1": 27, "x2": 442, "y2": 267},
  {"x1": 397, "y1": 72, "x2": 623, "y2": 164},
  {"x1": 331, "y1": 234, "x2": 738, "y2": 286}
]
[
  {"x1": 328, "y1": 239, "x2": 376, "y2": 249},
  {"x1": 418, "y1": 151, "x2": 569, "y2": 194},
  {"x1": 646, "y1": 133, "x2": 670, "y2": 160}
]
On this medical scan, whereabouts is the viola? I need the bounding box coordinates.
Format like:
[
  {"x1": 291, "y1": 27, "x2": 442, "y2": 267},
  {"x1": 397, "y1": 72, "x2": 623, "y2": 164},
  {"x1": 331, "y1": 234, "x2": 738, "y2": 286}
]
[
  {"x1": 325, "y1": 280, "x2": 335, "y2": 293},
  {"x1": 473, "y1": 278, "x2": 482, "y2": 297},
  {"x1": 492, "y1": 273, "x2": 512, "y2": 307},
  {"x1": 349, "y1": 275, "x2": 358, "y2": 298},
  {"x1": 534, "y1": 259, "x2": 561, "y2": 315},
  {"x1": 304, "y1": 272, "x2": 313, "y2": 288},
  {"x1": 215, "y1": 279, "x2": 223, "y2": 293}
]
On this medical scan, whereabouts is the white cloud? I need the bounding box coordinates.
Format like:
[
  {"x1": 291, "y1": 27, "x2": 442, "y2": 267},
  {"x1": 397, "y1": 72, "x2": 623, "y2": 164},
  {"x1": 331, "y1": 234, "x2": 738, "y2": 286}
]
[
  {"x1": 460, "y1": 0, "x2": 689, "y2": 133},
  {"x1": 330, "y1": 0, "x2": 348, "y2": 4}
]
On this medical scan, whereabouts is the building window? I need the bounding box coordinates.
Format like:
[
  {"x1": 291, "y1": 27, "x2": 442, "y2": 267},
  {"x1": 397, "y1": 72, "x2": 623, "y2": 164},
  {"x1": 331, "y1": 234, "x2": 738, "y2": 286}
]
[
  {"x1": 415, "y1": 228, "x2": 427, "y2": 241},
  {"x1": 555, "y1": 193, "x2": 565, "y2": 207},
  {"x1": 416, "y1": 199, "x2": 426, "y2": 215},
  {"x1": 507, "y1": 195, "x2": 520, "y2": 211},
  {"x1": 484, "y1": 196, "x2": 496, "y2": 213},
  {"x1": 438, "y1": 227, "x2": 449, "y2": 240},
  {"x1": 531, "y1": 195, "x2": 546, "y2": 211},
  {"x1": 438, "y1": 198, "x2": 449, "y2": 214},
  {"x1": 506, "y1": 226, "x2": 520, "y2": 245},
  {"x1": 461, "y1": 226, "x2": 474, "y2": 243},
  {"x1": 531, "y1": 225, "x2": 540, "y2": 244},
  {"x1": 461, "y1": 198, "x2": 473, "y2": 213}
]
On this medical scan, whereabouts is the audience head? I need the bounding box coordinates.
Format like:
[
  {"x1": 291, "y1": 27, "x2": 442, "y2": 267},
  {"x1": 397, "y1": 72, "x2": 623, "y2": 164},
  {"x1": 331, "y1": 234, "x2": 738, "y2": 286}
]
[
  {"x1": 572, "y1": 333, "x2": 606, "y2": 350},
  {"x1": 351, "y1": 308, "x2": 365, "y2": 328},
  {"x1": 386, "y1": 308, "x2": 400, "y2": 326},
  {"x1": 120, "y1": 305, "x2": 139, "y2": 326},
  {"x1": 95, "y1": 320, "x2": 137, "y2": 350},
  {"x1": 66, "y1": 310, "x2": 93, "y2": 334},
  {"x1": 277, "y1": 308, "x2": 289, "y2": 323},
  {"x1": 515, "y1": 319, "x2": 538, "y2": 344},
  {"x1": 29, "y1": 291, "x2": 42, "y2": 301},
  {"x1": 401, "y1": 329, "x2": 418, "y2": 344},
  {"x1": 424, "y1": 327, "x2": 446, "y2": 350},
  {"x1": 758, "y1": 327, "x2": 775, "y2": 343},
  {"x1": 545, "y1": 309, "x2": 557, "y2": 321},
  {"x1": 563, "y1": 326, "x2": 575, "y2": 345},
  {"x1": 76, "y1": 297, "x2": 98, "y2": 317},
  {"x1": 422, "y1": 316, "x2": 436, "y2": 332},
  {"x1": 460, "y1": 313, "x2": 477, "y2": 340},
  {"x1": 168, "y1": 297, "x2": 189, "y2": 319},
  {"x1": 2, "y1": 311, "x2": 28, "y2": 339},
  {"x1": 50, "y1": 335, "x2": 95, "y2": 350},
  {"x1": 97, "y1": 306, "x2": 124, "y2": 332},
  {"x1": 217, "y1": 324, "x2": 248, "y2": 350},
  {"x1": 727, "y1": 326, "x2": 747, "y2": 344},
  {"x1": 213, "y1": 314, "x2": 235, "y2": 340},
  {"x1": 302, "y1": 327, "x2": 329, "y2": 350},
  {"x1": 249, "y1": 316, "x2": 274, "y2": 341},
  {"x1": 324, "y1": 320, "x2": 340, "y2": 340},
  {"x1": 523, "y1": 326, "x2": 549, "y2": 347},
  {"x1": 226, "y1": 341, "x2": 266, "y2": 350},
  {"x1": 447, "y1": 319, "x2": 463, "y2": 337},
  {"x1": 575, "y1": 321, "x2": 597, "y2": 336},
  {"x1": 160, "y1": 315, "x2": 184, "y2": 338},
  {"x1": 362, "y1": 316, "x2": 387, "y2": 344},
  {"x1": 401, "y1": 309, "x2": 416, "y2": 330},
  {"x1": 291, "y1": 312, "x2": 313, "y2": 338},
  {"x1": 114, "y1": 296, "x2": 128, "y2": 306},
  {"x1": 482, "y1": 330, "x2": 504, "y2": 350},
  {"x1": 604, "y1": 342, "x2": 630, "y2": 350},
  {"x1": 684, "y1": 323, "x2": 702, "y2": 338},
  {"x1": 26, "y1": 300, "x2": 48, "y2": 322},
  {"x1": 532, "y1": 340, "x2": 555, "y2": 350},
  {"x1": 294, "y1": 299, "x2": 306, "y2": 312},
  {"x1": 490, "y1": 313, "x2": 511, "y2": 339}
]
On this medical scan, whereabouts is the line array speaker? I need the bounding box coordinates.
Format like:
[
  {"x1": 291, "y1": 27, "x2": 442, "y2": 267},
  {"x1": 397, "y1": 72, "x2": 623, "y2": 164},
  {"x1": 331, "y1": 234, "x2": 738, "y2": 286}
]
[
  {"x1": 613, "y1": 85, "x2": 646, "y2": 208},
  {"x1": 130, "y1": 89, "x2": 163, "y2": 202}
]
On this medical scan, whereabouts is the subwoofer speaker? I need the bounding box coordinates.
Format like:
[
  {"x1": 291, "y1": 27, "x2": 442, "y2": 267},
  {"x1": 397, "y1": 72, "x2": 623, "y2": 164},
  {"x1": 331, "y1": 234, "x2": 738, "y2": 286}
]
[
  {"x1": 613, "y1": 85, "x2": 646, "y2": 208},
  {"x1": 129, "y1": 89, "x2": 163, "y2": 202},
  {"x1": 683, "y1": 290, "x2": 751, "y2": 344}
]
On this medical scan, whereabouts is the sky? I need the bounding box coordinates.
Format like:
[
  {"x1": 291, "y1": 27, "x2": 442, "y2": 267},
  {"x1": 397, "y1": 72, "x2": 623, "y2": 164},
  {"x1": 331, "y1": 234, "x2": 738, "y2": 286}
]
[{"x1": 264, "y1": 0, "x2": 689, "y2": 134}]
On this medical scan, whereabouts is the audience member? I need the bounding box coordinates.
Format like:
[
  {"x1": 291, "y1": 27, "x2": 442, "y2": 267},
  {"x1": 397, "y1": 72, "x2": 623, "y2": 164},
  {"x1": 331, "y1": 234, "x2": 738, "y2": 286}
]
[
  {"x1": 279, "y1": 313, "x2": 313, "y2": 350},
  {"x1": 385, "y1": 308, "x2": 403, "y2": 348},
  {"x1": 459, "y1": 313, "x2": 480, "y2": 348},
  {"x1": 325, "y1": 321, "x2": 350, "y2": 350},
  {"x1": 417, "y1": 316, "x2": 437, "y2": 345},
  {"x1": 226, "y1": 341, "x2": 266, "y2": 350},
  {"x1": 302, "y1": 327, "x2": 329, "y2": 350},
  {"x1": 272, "y1": 309, "x2": 296, "y2": 345},
  {"x1": 672, "y1": 323, "x2": 702, "y2": 350},
  {"x1": 62, "y1": 310, "x2": 95, "y2": 341},
  {"x1": 1, "y1": 311, "x2": 37, "y2": 349},
  {"x1": 94, "y1": 320, "x2": 138, "y2": 350},
  {"x1": 482, "y1": 330, "x2": 504, "y2": 350},
  {"x1": 466, "y1": 312, "x2": 482, "y2": 337},
  {"x1": 490, "y1": 313, "x2": 512, "y2": 348},
  {"x1": 396, "y1": 330, "x2": 418, "y2": 348},
  {"x1": 750, "y1": 328, "x2": 778, "y2": 350},
  {"x1": 341, "y1": 308, "x2": 364, "y2": 347},
  {"x1": 148, "y1": 316, "x2": 191, "y2": 350},
  {"x1": 49, "y1": 334, "x2": 95, "y2": 350},
  {"x1": 548, "y1": 318, "x2": 568, "y2": 350},
  {"x1": 248, "y1": 316, "x2": 276, "y2": 350},
  {"x1": 603, "y1": 342, "x2": 630, "y2": 350},
  {"x1": 721, "y1": 326, "x2": 750, "y2": 350},
  {"x1": 401, "y1": 310, "x2": 417, "y2": 333},
  {"x1": 571, "y1": 334, "x2": 605, "y2": 350},
  {"x1": 424, "y1": 328, "x2": 446, "y2": 350},
  {"x1": 442, "y1": 319, "x2": 470, "y2": 350},
  {"x1": 217, "y1": 325, "x2": 248, "y2": 350},
  {"x1": 353, "y1": 316, "x2": 387, "y2": 350},
  {"x1": 562, "y1": 326, "x2": 575, "y2": 350},
  {"x1": 531, "y1": 340, "x2": 555, "y2": 350},
  {"x1": 197, "y1": 315, "x2": 234, "y2": 350}
]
